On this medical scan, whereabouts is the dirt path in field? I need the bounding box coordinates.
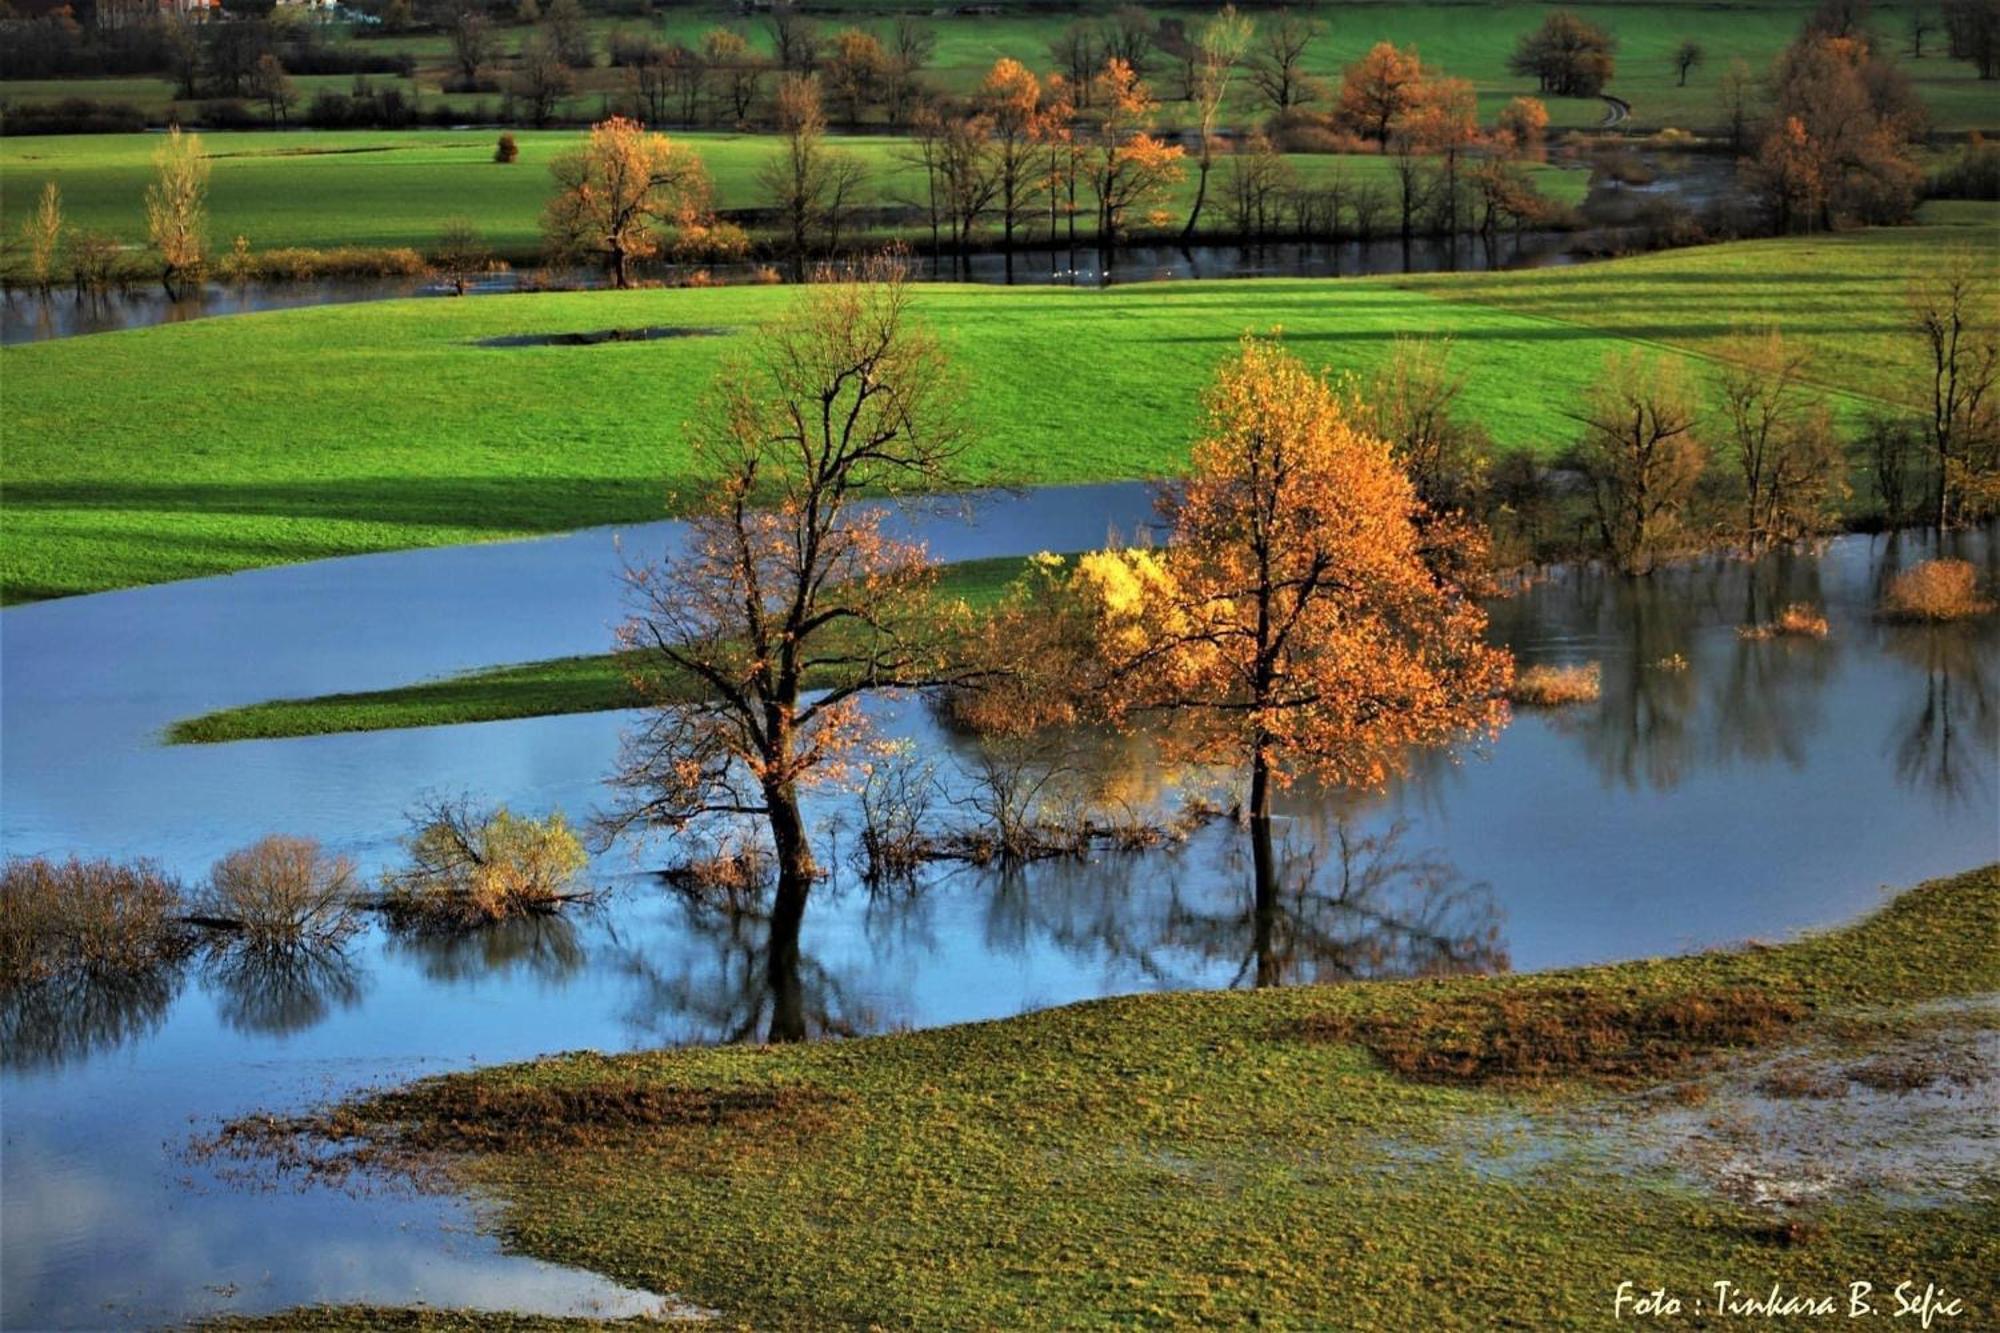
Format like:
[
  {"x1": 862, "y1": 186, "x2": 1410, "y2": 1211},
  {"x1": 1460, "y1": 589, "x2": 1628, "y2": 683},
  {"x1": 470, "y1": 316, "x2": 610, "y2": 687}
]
[{"x1": 1600, "y1": 94, "x2": 1632, "y2": 128}]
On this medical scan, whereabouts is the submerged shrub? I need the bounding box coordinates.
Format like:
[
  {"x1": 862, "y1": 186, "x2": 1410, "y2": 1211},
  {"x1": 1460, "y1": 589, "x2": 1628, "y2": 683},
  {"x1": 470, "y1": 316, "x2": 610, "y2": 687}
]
[
  {"x1": 383, "y1": 797, "x2": 590, "y2": 928},
  {"x1": 200, "y1": 835, "x2": 363, "y2": 951},
  {"x1": 0, "y1": 856, "x2": 191, "y2": 989},
  {"x1": 1738, "y1": 602, "x2": 1831, "y2": 640},
  {"x1": 1880, "y1": 560, "x2": 1994, "y2": 622},
  {"x1": 1507, "y1": 662, "x2": 1601, "y2": 707}
]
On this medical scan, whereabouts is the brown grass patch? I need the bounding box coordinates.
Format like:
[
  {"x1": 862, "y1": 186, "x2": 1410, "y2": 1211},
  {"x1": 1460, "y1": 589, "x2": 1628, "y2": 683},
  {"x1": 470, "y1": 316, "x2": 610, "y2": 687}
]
[
  {"x1": 1880, "y1": 559, "x2": 1994, "y2": 622},
  {"x1": 360, "y1": 1080, "x2": 828, "y2": 1153},
  {"x1": 1756, "y1": 1065, "x2": 1849, "y2": 1099},
  {"x1": 1306, "y1": 984, "x2": 1809, "y2": 1087},
  {"x1": 1507, "y1": 662, "x2": 1601, "y2": 708},
  {"x1": 197, "y1": 1077, "x2": 838, "y2": 1191}
]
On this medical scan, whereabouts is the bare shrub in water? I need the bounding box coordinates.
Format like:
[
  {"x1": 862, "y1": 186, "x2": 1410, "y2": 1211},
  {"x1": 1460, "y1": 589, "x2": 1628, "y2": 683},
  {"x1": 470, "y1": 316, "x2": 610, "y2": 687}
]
[
  {"x1": 382, "y1": 796, "x2": 590, "y2": 928},
  {"x1": 1880, "y1": 560, "x2": 1994, "y2": 622},
  {"x1": 201, "y1": 835, "x2": 363, "y2": 950},
  {"x1": 856, "y1": 747, "x2": 940, "y2": 883},
  {"x1": 662, "y1": 833, "x2": 774, "y2": 897},
  {"x1": 0, "y1": 856, "x2": 191, "y2": 988}
]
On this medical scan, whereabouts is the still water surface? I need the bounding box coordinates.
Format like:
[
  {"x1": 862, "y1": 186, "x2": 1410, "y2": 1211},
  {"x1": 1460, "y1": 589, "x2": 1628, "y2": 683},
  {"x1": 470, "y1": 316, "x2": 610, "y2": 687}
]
[{"x1": 2, "y1": 488, "x2": 1993, "y2": 1325}]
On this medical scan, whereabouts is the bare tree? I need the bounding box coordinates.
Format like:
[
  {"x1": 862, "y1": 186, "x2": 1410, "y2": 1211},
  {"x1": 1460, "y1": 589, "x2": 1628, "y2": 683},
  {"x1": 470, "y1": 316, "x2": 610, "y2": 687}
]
[
  {"x1": 1250, "y1": 8, "x2": 1321, "y2": 113},
  {"x1": 1048, "y1": 21, "x2": 1100, "y2": 105},
  {"x1": 760, "y1": 73, "x2": 830, "y2": 276},
  {"x1": 1360, "y1": 335, "x2": 1490, "y2": 512},
  {"x1": 1713, "y1": 326, "x2": 1846, "y2": 551},
  {"x1": 1717, "y1": 56, "x2": 1757, "y2": 152},
  {"x1": 1943, "y1": 0, "x2": 2000, "y2": 78},
  {"x1": 1907, "y1": 6, "x2": 1936, "y2": 57},
  {"x1": 766, "y1": 4, "x2": 820, "y2": 73},
  {"x1": 610, "y1": 257, "x2": 978, "y2": 942},
  {"x1": 543, "y1": 0, "x2": 593, "y2": 69},
  {"x1": 1181, "y1": 4, "x2": 1253, "y2": 240},
  {"x1": 1907, "y1": 249, "x2": 2000, "y2": 526},
  {"x1": 1671, "y1": 38, "x2": 1704, "y2": 85},
  {"x1": 513, "y1": 31, "x2": 575, "y2": 128},
  {"x1": 449, "y1": 6, "x2": 495, "y2": 87},
  {"x1": 701, "y1": 28, "x2": 763, "y2": 125},
  {"x1": 1571, "y1": 352, "x2": 1707, "y2": 575},
  {"x1": 1099, "y1": 5, "x2": 1157, "y2": 80},
  {"x1": 249, "y1": 53, "x2": 296, "y2": 127},
  {"x1": 884, "y1": 16, "x2": 936, "y2": 125},
  {"x1": 431, "y1": 216, "x2": 493, "y2": 295}
]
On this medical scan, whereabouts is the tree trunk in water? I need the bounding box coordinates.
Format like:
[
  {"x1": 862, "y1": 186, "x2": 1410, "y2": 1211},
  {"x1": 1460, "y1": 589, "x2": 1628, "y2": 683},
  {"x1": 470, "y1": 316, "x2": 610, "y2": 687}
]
[
  {"x1": 765, "y1": 869, "x2": 808, "y2": 1043},
  {"x1": 1182, "y1": 153, "x2": 1211, "y2": 244},
  {"x1": 1247, "y1": 740, "x2": 1279, "y2": 986},
  {"x1": 763, "y1": 780, "x2": 814, "y2": 1043}
]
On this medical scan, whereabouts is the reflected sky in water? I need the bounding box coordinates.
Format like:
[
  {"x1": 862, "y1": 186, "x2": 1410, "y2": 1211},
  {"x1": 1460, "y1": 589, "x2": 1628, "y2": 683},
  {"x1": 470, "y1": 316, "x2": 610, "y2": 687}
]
[{"x1": 1, "y1": 497, "x2": 1993, "y2": 1326}]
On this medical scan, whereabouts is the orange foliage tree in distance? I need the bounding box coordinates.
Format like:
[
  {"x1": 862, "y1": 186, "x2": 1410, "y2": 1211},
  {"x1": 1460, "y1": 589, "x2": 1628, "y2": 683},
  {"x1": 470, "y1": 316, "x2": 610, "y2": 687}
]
[{"x1": 542, "y1": 116, "x2": 714, "y2": 287}]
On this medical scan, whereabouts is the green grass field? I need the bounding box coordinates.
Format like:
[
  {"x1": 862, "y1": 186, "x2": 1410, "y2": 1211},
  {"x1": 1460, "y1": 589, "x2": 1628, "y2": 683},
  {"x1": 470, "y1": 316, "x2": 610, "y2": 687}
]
[
  {"x1": 5, "y1": 208, "x2": 1990, "y2": 604},
  {"x1": 201, "y1": 864, "x2": 2000, "y2": 1329},
  {"x1": 164, "y1": 554, "x2": 1040, "y2": 743},
  {"x1": 8, "y1": 1, "x2": 1998, "y2": 134},
  {"x1": 0, "y1": 129, "x2": 1588, "y2": 260}
]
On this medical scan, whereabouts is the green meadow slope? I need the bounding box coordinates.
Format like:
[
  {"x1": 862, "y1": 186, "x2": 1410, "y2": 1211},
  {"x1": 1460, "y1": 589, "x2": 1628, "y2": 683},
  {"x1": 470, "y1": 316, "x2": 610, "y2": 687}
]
[
  {"x1": 200, "y1": 865, "x2": 2000, "y2": 1330},
  {"x1": 4, "y1": 210, "x2": 1991, "y2": 604}
]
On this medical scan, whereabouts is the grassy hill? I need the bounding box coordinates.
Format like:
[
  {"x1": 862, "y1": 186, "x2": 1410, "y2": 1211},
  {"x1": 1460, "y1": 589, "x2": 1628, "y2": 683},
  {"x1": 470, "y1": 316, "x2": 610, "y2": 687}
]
[{"x1": 4, "y1": 208, "x2": 1992, "y2": 603}]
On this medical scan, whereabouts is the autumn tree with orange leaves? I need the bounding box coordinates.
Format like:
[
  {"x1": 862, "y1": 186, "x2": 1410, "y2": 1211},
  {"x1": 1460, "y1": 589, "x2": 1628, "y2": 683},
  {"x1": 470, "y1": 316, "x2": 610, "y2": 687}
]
[
  {"x1": 1087, "y1": 59, "x2": 1185, "y2": 244},
  {"x1": 608, "y1": 255, "x2": 978, "y2": 968},
  {"x1": 979, "y1": 57, "x2": 1045, "y2": 248},
  {"x1": 1064, "y1": 337, "x2": 1509, "y2": 898},
  {"x1": 1336, "y1": 41, "x2": 1429, "y2": 145},
  {"x1": 544, "y1": 117, "x2": 712, "y2": 287}
]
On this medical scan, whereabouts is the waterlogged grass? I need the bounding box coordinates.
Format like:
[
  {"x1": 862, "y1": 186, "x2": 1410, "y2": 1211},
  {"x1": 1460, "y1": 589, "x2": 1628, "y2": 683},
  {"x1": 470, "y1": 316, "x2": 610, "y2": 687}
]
[
  {"x1": 220, "y1": 865, "x2": 1999, "y2": 1330},
  {"x1": 0, "y1": 129, "x2": 1586, "y2": 260},
  {"x1": 9, "y1": 217, "x2": 1980, "y2": 604},
  {"x1": 166, "y1": 555, "x2": 1037, "y2": 743}
]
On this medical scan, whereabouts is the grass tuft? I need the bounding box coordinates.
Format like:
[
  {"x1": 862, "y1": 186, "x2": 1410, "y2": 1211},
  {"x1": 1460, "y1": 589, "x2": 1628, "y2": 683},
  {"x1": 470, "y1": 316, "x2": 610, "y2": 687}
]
[{"x1": 1303, "y1": 983, "x2": 1809, "y2": 1088}]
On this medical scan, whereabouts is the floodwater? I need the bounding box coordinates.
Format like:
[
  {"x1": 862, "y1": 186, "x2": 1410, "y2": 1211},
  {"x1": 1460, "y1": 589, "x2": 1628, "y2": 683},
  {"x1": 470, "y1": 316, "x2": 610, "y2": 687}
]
[
  {"x1": 0, "y1": 230, "x2": 1580, "y2": 346},
  {"x1": 2, "y1": 485, "x2": 1994, "y2": 1325}
]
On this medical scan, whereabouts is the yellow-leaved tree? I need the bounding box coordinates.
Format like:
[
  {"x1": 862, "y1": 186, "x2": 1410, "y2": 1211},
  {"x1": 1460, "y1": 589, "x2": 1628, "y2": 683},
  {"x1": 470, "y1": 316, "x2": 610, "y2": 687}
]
[
  {"x1": 1079, "y1": 336, "x2": 1510, "y2": 894},
  {"x1": 145, "y1": 125, "x2": 210, "y2": 294}
]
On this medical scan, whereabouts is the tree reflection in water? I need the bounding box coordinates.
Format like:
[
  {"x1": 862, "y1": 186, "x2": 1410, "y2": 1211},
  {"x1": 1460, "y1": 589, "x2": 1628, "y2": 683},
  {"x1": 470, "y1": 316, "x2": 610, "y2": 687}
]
[
  {"x1": 386, "y1": 913, "x2": 589, "y2": 986},
  {"x1": 983, "y1": 814, "x2": 1506, "y2": 990},
  {"x1": 612, "y1": 879, "x2": 879, "y2": 1047},
  {"x1": 0, "y1": 962, "x2": 186, "y2": 1072},
  {"x1": 1882, "y1": 621, "x2": 1996, "y2": 808},
  {"x1": 201, "y1": 944, "x2": 368, "y2": 1037},
  {"x1": 1709, "y1": 549, "x2": 1839, "y2": 770}
]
